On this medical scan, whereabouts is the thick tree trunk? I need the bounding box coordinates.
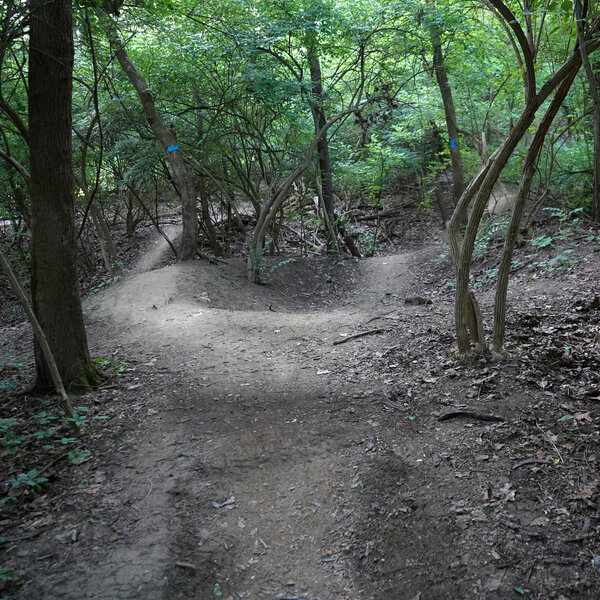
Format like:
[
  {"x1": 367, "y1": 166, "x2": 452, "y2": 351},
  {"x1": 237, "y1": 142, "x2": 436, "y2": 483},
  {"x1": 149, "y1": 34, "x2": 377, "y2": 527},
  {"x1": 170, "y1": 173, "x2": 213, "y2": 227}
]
[
  {"x1": 432, "y1": 30, "x2": 465, "y2": 208},
  {"x1": 29, "y1": 0, "x2": 99, "y2": 390},
  {"x1": 103, "y1": 17, "x2": 198, "y2": 260},
  {"x1": 0, "y1": 249, "x2": 80, "y2": 429}
]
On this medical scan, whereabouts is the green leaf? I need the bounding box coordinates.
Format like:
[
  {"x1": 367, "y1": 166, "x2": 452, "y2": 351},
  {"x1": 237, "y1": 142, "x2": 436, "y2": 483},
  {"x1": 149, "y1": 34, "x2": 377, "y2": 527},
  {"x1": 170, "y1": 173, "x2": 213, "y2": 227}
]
[
  {"x1": 513, "y1": 586, "x2": 525, "y2": 595},
  {"x1": 557, "y1": 414, "x2": 574, "y2": 422},
  {"x1": 560, "y1": 0, "x2": 572, "y2": 12}
]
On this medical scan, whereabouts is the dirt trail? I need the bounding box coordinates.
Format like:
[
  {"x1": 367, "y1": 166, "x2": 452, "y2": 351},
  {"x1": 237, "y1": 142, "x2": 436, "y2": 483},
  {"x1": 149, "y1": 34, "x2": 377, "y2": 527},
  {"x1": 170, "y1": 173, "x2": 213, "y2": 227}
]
[
  {"x1": 11, "y1": 232, "x2": 600, "y2": 599},
  {"x1": 21, "y1": 244, "x2": 453, "y2": 600}
]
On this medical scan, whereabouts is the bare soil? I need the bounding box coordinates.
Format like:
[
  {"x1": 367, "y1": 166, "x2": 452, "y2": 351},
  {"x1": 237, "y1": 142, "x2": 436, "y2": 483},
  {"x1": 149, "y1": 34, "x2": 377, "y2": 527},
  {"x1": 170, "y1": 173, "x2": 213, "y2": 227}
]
[{"x1": 1, "y1": 213, "x2": 600, "y2": 599}]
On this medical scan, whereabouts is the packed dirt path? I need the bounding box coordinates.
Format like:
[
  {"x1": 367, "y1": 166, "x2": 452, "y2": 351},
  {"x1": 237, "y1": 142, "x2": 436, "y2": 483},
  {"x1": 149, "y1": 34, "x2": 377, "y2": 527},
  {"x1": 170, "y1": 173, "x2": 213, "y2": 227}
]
[{"x1": 7, "y1": 228, "x2": 600, "y2": 599}]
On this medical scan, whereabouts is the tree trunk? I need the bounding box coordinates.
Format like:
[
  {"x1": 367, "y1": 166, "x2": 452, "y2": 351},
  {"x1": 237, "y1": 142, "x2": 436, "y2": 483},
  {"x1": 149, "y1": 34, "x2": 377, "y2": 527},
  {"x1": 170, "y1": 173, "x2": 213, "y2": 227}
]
[
  {"x1": 431, "y1": 30, "x2": 465, "y2": 208},
  {"x1": 29, "y1": 0, "x2": 99, "y2": 391},
  {"x1": 102, "y1": 16, "x2": 198, "y2": 260},
  {"x1": 493, "y1": 68, "x2": 578, "y2": 354},
  {"x1": 574, "y1": 0, "x2": 600, "y2": 221},
  {"x1": 90, "y1": 202, "x2": 119, "y2": 277},
  {"x1": 430, "y1": 123, "x2": 451, "y2": 223},
  {"x1": 0, "y1": 249, "x2": 80, "y2": 430},
  {"x1": 448, "y1": 15, "x2": 600, "y2": 357},
  {"x1": 308, "y1": 47, "x2": 338, "y2": 254}
]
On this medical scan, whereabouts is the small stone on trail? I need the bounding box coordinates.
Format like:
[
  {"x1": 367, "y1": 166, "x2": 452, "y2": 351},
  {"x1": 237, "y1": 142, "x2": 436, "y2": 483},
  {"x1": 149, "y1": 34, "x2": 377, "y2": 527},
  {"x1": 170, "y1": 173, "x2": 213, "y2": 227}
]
[{"x1": 55, "y1": 529, "x2": 77, "y2": 544}]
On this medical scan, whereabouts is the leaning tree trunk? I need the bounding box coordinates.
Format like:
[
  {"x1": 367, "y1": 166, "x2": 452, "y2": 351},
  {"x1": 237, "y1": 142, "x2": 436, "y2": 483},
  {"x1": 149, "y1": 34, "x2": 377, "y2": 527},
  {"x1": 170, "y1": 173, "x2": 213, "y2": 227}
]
[
  {"x1": 493, "y1": 68, "x2": 579, "y2": 354},
  {"x1": 102, "y1": 15, "x2": 198, "y2": 260},
  {"x1": 29, "y1": 0, "x2": 99, "y2": 390},
  {"x1": 0, "y1": 249, "x2": 80, "y2": 430},
  {"x1": 431, "y1": 29, "x2": 466, "y2": 210},
  {"x1": 448, "y1": 14, "x2": 600, "y2": 357}
]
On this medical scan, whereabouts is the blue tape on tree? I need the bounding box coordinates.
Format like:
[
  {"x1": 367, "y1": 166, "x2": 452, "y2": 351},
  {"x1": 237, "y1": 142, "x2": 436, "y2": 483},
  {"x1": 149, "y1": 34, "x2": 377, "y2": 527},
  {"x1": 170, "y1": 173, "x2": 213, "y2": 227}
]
[
  {"x1": 450, "y1": 139, "x2": 456, "y2": 149},
  {"x1": 167, "y1": 145, "x2": 179, "y2": 153}
]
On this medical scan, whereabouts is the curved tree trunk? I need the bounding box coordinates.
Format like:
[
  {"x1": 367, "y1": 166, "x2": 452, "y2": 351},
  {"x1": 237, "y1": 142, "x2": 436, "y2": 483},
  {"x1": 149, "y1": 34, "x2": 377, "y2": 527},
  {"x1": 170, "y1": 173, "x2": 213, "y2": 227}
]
[
  {"x1": 448, "y1": 12, "x2": 600, "y2": 357},
  {"x1": 29, "y1": 0, "x2": 99, "y2": 390},
  {"x1": 102, "y1": 15, "x2": 199, "y2": 260},
  {"x1": 493, "y1": 68, "x2": 578, "y2": 353}
]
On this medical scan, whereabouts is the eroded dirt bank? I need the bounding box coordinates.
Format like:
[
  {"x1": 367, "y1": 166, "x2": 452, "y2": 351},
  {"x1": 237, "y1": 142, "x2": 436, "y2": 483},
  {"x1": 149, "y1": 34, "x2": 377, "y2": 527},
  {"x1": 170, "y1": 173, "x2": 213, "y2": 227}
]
[{"x1": 2, "y1": 234, "x2": 600, "y2": 599}]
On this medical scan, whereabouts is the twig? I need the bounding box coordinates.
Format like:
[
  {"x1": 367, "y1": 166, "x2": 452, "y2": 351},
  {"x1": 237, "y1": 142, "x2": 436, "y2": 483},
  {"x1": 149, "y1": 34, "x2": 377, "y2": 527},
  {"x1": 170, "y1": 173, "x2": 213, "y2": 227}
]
[
  {"x1": 512, "y1": 458, "x2": 550, "y2": 470},
  {"x1": 332, "y1": 328, "x2": 385, "y2": 346},
  {"x1": 536, "y1": 422, "x2": 563, "y2": 463},
  {"x1": 365, "y1": 311, "x2": 396, "y2": 324},
  {"x1": 37, "y1": 451, "x2": 71, "y2": 477},
  {"x1": 144, "y1": 482, "x2": 153, "y2": 502},
  {"x1": 175, "y1": 561, "x2": 200, "y2": 571}
]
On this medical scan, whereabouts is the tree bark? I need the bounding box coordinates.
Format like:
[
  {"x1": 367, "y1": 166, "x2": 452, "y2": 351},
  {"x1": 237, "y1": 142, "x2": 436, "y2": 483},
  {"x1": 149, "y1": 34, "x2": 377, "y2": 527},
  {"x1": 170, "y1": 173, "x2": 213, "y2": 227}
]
[
  {"x1": 29, "y1": 0, "x2": 99, "y2": 390},
  {"x1": 430, "y1": 122, "x2": 451, "y2": 223},
  {"x1": 574, "y1": 0, "x2": 600, "y2": 221},
  {"x1": 448, "y1": 9, "x2": 600, "y2": 357},
  {"x1": 0, "y1": 249, "x2": 80, "y2": 431},
  {"x1": 102, "y1": 16, "x2": 199, "y2": 260},
  {"x1": 431, "y1": 30, "x2": 465, "y2": 209},
  {"x1": 308, "y1": 46, "x2": 338, "y2": 254},
  {"x1": 493, "y1": 67, "x2": 579, "y2": 353}
]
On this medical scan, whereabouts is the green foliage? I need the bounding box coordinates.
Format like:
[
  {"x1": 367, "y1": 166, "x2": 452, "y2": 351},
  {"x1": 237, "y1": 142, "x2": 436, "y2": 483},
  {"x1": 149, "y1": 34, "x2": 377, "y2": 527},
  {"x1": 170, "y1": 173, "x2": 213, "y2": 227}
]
[
  {"x1": 68, "y1": 449, "x2": 91, "y2": 464},
  {"x1": 8, "y1": 470, "x2": 48, "y2": 491},
  {"x1": 67, "y1": 409, "x2": 89, "y2": 429},
  {"x1": 359, "y1": 231, "x2": 380, "y2": 256},
  {"x1": 531, "y1": 235, "x2": 554, "y2": 249},
  {"x1": 473, "y1": 215, "x2": 509, "y2": 260},
  {"x1": 92, "y1": 356, "x2": 129, "y2": 375},
  {"x1": 251, "y1": 236, "x2": 295, "y2": 284}
]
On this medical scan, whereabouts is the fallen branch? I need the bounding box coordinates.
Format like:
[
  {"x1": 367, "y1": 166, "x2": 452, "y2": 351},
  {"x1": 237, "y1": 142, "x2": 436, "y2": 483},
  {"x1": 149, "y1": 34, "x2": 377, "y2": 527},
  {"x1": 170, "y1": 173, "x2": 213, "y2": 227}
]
[
  {"x1": 332, "y1": 328, "x2": 385, "y2": 345},
  {"x1": 354, "y1": 203, "x2": 417, "y2": 221},
  {"x1": 512, "y1": 458, "x2": 550, "y2": 470},
  {"x1": 175, "y1": 561, "x2": 200, "y2": 571},
  {"x1": 197, "y1": 250, "x2": 227, "y2": 265},
  {"x1": 438, "y1": 411, "x2": 504, "y2": 423}
]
